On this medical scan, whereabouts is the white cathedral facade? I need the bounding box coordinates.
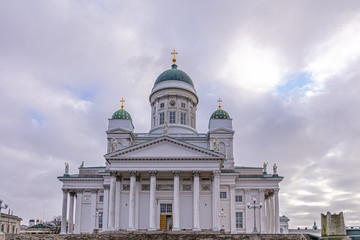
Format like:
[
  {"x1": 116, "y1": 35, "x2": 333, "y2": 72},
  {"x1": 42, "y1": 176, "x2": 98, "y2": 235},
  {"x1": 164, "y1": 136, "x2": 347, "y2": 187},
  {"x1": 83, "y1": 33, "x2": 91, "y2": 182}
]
[{"x1": 58, "y1": 55, "x2": 283, "y2": 234}]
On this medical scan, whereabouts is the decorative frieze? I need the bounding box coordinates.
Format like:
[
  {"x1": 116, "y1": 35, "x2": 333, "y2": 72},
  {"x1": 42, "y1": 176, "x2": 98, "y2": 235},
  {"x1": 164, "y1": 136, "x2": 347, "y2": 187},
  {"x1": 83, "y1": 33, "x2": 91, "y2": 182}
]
[
  {"x1": 201, "y1": 184, "x2": 210, "y2": 191},
  {"x1": 156, "y1": 184, "x2": 174, "y2": 191}
]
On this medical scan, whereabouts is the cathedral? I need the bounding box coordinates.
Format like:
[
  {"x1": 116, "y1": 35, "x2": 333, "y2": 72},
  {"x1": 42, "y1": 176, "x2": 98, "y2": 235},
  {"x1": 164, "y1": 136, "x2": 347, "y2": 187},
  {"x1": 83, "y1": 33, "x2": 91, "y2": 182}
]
[{"x1": 58, "y1": 52, "x2": 283, "y2": 234}]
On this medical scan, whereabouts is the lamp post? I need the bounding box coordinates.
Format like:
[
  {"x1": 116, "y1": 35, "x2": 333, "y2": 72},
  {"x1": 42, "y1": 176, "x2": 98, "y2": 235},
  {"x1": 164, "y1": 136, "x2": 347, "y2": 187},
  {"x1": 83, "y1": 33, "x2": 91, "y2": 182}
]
[
  {"x1": 218, "y1": 208, "x2": 226, "y2": 231},
  {"x1": 0, "y1": 199, "x2": 8, "y2": 234},
  {"x1": 247, "y1": 198, "x2": 262, "y2": 234},
  {"x1": 92, "y1": 211, "x2": 99, "y2": 234}
]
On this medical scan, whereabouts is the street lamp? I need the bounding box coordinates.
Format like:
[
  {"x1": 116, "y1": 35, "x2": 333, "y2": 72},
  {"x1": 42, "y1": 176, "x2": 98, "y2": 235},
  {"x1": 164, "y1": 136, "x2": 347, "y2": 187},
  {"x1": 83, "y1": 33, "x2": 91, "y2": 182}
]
[
  {"x1": 218, "y1": 208, "x2": 226, "y2": 231},
  {"x1": 92, "y1": 211, "x2": 99, "y2": 234},
  {"x1": 247, "y1": 197, "x2": 262, "y2": 234},
  {"x1": 0, "y1": 199, "x2": 9, "y2": 234}
]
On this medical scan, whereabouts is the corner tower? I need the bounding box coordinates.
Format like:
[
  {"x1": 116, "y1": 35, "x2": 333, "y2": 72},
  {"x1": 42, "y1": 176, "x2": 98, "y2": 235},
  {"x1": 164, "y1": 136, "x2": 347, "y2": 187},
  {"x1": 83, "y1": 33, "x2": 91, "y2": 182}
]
[{"x1": 149, "y1": 51, "x2": 198, "y2": 135}]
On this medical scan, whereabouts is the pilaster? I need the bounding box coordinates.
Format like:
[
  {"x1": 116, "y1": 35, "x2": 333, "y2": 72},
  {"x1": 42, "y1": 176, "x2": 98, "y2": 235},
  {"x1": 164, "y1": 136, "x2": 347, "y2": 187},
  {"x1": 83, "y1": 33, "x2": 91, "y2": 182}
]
[
  {"x1": 230, "y1": 185, "x2": 236, "y2": 234},
  {"x1": 212, "y1": 170, "x2": 220, "y2": 231},
  {"x1": 148, "y1": 171, "x2": 157, "y2": 231},
  {"x1": 127, "y1": 171, "x2": 136, "y2": 231},
  {"x1": 68, "y1": 192, "x2": 75, "y2": 234},
  {"x1": 74, "y1": 189, "x2": 83, "y2": 234},
  {"x1": 90, "y1": 189, "x2": 98, "y2": 233},
  {"x1": 172, "y1": 171, "x2": 180, "y2": 231}
]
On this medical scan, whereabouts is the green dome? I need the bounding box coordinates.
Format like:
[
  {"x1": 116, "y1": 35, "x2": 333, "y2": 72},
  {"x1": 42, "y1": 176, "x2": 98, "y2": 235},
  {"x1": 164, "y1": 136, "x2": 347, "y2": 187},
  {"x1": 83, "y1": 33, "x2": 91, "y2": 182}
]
[
  {"x1": 154, "y1": 64, "x2": 194, "y2": 87},
  {"x1": 210, "y1": 109, "x2": 230, "y2": 119},
  {"x1": 112, "y1": 109, "x2": 132, "y2": 120}
]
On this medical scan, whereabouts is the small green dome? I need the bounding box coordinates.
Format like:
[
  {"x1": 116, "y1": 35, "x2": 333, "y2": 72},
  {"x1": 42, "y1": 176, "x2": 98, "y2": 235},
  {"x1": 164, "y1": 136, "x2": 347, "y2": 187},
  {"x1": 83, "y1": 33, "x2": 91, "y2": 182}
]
[
  {"x1": 112, "y1": 109, "x2": 132, "y2": 120},
  {"x1": 210, "y1": 109, "x2": 230, "y2": 119},
  {"x1": 154, "y1": 64, "x2": 194, "y2": 87}
]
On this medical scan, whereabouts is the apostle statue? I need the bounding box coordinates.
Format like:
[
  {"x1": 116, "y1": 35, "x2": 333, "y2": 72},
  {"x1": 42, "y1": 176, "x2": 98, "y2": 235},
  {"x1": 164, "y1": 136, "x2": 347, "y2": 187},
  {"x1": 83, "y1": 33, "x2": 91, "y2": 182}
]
[
  {"x1": 111, "y1": 138, "x2": 117, "y2": 152},
  {"x1": 79, "y1": 161, "x2": 84, "y2": 168},
  {"x1": 213, "y1": 138, "x2": 220, "y2": 152},
  {"x1": 163, "y1": 122, "x2": 169, "y2": 136},
  {"x1": 64, "y1": 162, "x2": 69, "y2": 174},
  {"x1": 263, "y1": 162, "x2": 268, "y2": 173},
  {"x1": 273, "y1": 163, "x2": 278, "y2": 175}
]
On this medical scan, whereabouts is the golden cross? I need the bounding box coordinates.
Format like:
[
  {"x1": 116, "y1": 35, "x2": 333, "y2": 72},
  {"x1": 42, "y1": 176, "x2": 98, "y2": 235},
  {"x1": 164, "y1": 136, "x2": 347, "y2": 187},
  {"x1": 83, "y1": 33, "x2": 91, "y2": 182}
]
[
  {"x1": 171, "y1": 50, "x2": 178, "y2": 64},
  {"x1": 217, "y1": 98, "x2": 222, "y2": 110},
  {"x1": 120, "y1": 98, "x2": 125, "y2": 109}
]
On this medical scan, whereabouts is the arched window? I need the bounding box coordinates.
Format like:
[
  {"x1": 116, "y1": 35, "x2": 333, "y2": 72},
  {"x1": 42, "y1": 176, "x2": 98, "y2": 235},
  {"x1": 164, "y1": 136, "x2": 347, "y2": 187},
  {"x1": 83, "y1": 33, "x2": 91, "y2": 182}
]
[{"x1": 219, "y1": 142, "x2": 226, "y2": 155}]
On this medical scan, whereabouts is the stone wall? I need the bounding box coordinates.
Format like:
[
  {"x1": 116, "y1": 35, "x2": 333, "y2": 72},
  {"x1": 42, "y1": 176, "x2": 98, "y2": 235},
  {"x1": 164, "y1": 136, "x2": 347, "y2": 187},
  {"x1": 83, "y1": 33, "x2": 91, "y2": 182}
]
[{"x1": 5, "y1": 232, "x2": 317, "y2": 240}]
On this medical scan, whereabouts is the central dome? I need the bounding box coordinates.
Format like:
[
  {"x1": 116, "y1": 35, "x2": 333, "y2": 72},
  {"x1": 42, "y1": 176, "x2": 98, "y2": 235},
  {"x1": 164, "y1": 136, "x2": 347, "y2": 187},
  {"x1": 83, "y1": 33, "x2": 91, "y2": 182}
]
[{"x1": 154, "y1": 64, "x2": 194, "y2": 87}]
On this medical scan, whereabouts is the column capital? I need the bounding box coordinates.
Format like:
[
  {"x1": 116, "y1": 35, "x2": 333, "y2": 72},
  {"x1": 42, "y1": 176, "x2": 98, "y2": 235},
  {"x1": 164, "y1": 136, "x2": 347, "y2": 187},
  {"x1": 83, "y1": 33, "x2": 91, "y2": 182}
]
[
  {"x1": 245, "y1": 189, "x2": 252, "y2": 195},
  {"x1": 116, "y1": 175, "x2": 122, "y2": 181},
  {"x1": 62, "y1": 188, "x2": 69, "y2": 194},
  {"x1": 129, "y1": 171, "x2": 137, "y2": 177},
  {"x1": 110, "y1": 171, "x2": 118, "y2": 177},
  {"x1": 103, "y1": 184, "x2": 110, "y2": 190},
  {"x1": 193, "y1": 170, "x2": 200, "y2": 177},
  {"x1": 173, "y1": 171, "x2": 181, "y2": 177},
  {"x1": 75, "y1": 189, "x2": 84, "y2": 194},
  {"x1": 229, "y1": 184, "x2": 236, "y2": 190},
  {"x1": 212, "y1": 170, "x2": 221, "y2": 177},
  {"x1": 149, "y1": 171, "x2": 157, "y2": 177},
  {"x1": 69, "y1": 191, "x2": 76, "y2": 196},
  {"x1": 90, "y1": 189, "x2": 98, "y2": 194},
  {"x1": 274, "y1": 188, "x2": 280, "y2": 194},
  {"x1": 259, "y1": 188, "x2": 265, "y2": 194}
]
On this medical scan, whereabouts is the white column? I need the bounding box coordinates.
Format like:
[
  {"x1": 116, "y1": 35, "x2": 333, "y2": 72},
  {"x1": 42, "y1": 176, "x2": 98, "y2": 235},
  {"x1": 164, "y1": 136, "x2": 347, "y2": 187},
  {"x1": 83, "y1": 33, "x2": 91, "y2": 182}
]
[
  {"x1": 90, "y1": 190, "x2": 97, "y2": 233},
  {"x1": 244, "y1": 189, "x2": 252, "y2": 234},
  {"x1": 265, "y1": 197, "x2": 271, "y2": 234},
  {"x1": 68, "y1": 192, "x2": 75, "y2": 234},
  {"x1": 114, "y1": 176, "x2": 121, "y2": 230},
  {"x1": 172, "y1": 171, "x2": 180, "y2": 231},
  {"x1": 74, "y1": 190, "x2": 83, "y2": 234},
  {"x1": 127, "y1": 171, "x2": 136, "y2": 231},
  {"x1": 60, "y1": 189, "x2": 68, "y2": 234},
  {"x1": 148, "y1": 171, "x2": 157, "y2": 231},
  {"x1": 192, "y1": 171, "x2": 201, "y2": 231},
  {"x1": 274, "y1": 188, "x2": 280, "y2": 233},
  {"x1": 135, "y1": 176, "x2": 140, "y2": 230},
  {"x1": 269, "y1": 193, "x2": 275, "y2": 233},
  {"x1": 102, "y1": 185, "x2": 110, "y2": 231},
  {"x1": 212, "y1": 170, "x2": 220, "y2": 231},
  {"x1": 108, "y1": 172, "x2": 117, "y2": 230},
  {"x1": 259, "y1": 189, "x2": 266, "y2": 233},
  {"x1": 230, "y1": 185, "x2": 236, "y2": 234}
]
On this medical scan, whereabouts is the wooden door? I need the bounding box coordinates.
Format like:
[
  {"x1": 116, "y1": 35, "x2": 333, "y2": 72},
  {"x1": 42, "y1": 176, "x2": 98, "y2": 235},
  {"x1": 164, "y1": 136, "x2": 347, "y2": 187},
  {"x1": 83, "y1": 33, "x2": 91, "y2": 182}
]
[{"x1": 160, "y1": 215, "x2": 167, "y2": 231}]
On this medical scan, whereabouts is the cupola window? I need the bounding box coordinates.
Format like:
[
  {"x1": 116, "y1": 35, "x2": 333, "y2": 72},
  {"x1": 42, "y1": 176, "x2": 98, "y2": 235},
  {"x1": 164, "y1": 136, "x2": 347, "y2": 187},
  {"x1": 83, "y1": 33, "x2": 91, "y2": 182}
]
[
  {"x1": 160, "y1": 103, "x2": 164, "y2": 108},
  {"x1": 181, "y1": 102, "x2": 186, "y2": 108},
  {"x1": 169, "y1": 112, "x2": 176, "y2": 123},
  {"x1": 159, "y1": 112, "x2": 165, "y2": 124},
  {"x1": 181, "y1": 113, "x2": 186, "y2": 125}
]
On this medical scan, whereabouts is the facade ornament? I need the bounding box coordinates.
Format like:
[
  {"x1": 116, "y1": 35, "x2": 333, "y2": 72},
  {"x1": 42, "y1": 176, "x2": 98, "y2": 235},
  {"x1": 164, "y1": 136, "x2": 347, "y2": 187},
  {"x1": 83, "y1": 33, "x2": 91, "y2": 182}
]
[
  {"x1": 103, "y1": 184, "x2": 110, "y2": 190},
  {"x1": 64, "y1": 162, "x2": 69, "y2": 174},
  {"x1": 212, "y1": 138, "x2": 220, "y2": 152},
  {"x1": 173, "y1": 171, "x2": 180, "y2": 177},
  {"x1": 193, "y1": 171, "x2": 200, "y2": 177},
  {"x1": 111, "y1": 138, "x2": 118, "y2": 152},
  {"x1": 263, "y1": 162, "x2": 268, "y2": 173},
  {"x1": 90, "y1": 189, "x2": 98, "y2": 194},
  {"x1": 75, "y1": 189, "x2": 84, "y2": 194},
  {"x1": 273, "y1": 163, "x2": 278, "y2": 175},
  {"x1": 163, "y1": 122, "x2": 169, "y2": 136}
]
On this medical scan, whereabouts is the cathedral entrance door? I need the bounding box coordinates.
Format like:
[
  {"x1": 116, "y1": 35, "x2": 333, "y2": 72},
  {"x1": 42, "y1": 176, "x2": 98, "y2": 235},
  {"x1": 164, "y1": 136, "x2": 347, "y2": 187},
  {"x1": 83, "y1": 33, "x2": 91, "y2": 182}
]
[{"x1": 160, "y1": 203, "x2": 172, "y2": 231}]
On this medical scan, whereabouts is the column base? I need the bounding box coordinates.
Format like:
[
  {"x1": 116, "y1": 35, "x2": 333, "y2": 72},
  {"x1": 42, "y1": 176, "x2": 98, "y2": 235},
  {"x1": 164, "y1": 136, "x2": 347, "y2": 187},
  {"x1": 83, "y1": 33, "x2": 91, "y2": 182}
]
[
  {"x1": 107, "y1": 227, "x2": 115, "y2": 231},
  {"x1": 192, "y1": 228, "x2": 201, "y2": 231},
  {"x1": 60, "y1": 232, "x2": 67, "y2": 235},
  {"x1": 230, "y1": 231, "x2": 238, "y2": 234},
  {"x1": 212, "y1": 227, "x2": 220, "y2": 231},
  {"x1": 127, "y1": 228, "x2": 136, "y2": 232},
  {"x1": 147, "y1": 228, "x2": 157, "y2": 231}
]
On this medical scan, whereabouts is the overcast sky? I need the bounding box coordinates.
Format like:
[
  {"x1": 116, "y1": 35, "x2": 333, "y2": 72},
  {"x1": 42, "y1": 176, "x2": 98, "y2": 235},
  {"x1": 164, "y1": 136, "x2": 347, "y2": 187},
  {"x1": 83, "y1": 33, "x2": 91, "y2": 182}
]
[{"x1": 1, "y1": 0, "x2": 360, "y2": 228}]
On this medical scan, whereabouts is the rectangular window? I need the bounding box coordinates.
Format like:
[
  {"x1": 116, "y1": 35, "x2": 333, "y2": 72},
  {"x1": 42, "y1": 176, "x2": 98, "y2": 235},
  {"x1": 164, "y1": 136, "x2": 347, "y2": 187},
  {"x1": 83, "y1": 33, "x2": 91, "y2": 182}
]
[
  {"x1": 99, "y1": 195, "x2": 104, "y2": 202},
  {"x1": 160, "y1": 103, "x2": 164, "y2": 108},
  {"x1": 235, "y1": 195, "x2": 242, "y2": 202},
  {"x1": 181, "y1": 113, "x2": 186, "y2": 125},
  {"x1": 236, "y1": 212, "x2": 243, "y2": 228},
  {"x1": 220, "y1": 192, "x2": 227, "y2": 199},
  {"x1": 98, "y1": 212, "x2": 103, "y2": 229},
  {"x1": 159, "y1": 112, "x2": 164, "y2": 125},
  {"x1": 169, "y1": 112, "x2": 176, "y2": 123},
  {"x1": 181, "y1": 102, "x2": 186, "y2": 108},
  {"x1": 160, "y1": 204, "x2": 172, "y2": 213}
]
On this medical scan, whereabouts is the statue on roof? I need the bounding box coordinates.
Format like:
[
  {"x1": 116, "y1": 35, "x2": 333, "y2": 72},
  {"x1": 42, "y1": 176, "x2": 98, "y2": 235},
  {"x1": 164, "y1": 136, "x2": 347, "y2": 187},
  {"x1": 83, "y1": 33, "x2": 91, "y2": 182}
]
[
  {"x1": 111, "y1": 138, "x2": 118, "y2": 152},
  {"x1": 273, "y1": 163, "x2": 278, "y2": 175},
  {"x1": 213, "y1": 138, "x2": 220, "y2": 152},
  {"x1": 79, "y1": 161, "x2": 84, "y2": 168},
  {"x1": 64, "y1": 162, "x2": 69, "y2": 174},
  {"x1": 263, "y1": 162, "x2": 268, "y2": 173},
  {"x1": 163, "y1": 122, "x2": 169, "y2": 136}
]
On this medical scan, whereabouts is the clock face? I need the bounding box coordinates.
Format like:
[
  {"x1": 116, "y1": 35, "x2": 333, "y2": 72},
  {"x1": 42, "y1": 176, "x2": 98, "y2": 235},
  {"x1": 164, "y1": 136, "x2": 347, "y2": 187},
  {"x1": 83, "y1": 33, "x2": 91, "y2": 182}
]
[{"x1": 170, "y1": 100, "x2": 176, "y2": 107}]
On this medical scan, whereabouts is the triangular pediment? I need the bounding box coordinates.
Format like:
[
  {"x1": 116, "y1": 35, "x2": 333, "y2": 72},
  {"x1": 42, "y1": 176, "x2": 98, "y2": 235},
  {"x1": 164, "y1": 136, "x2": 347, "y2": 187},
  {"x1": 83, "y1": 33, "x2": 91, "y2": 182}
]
[
  {"x1": 106, "y1": 127, "x2": 133, "y2": 134},
  {"x1": 105, "y1": 136, "x2": 224, "y2": 160}
]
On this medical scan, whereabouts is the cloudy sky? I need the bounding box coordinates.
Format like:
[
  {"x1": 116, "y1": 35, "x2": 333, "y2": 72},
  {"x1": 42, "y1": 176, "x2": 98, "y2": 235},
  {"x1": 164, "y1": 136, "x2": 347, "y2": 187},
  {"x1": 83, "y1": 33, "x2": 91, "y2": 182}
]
[{"x1": 1, "y1": 0, "x2": 360, "y2": 228}]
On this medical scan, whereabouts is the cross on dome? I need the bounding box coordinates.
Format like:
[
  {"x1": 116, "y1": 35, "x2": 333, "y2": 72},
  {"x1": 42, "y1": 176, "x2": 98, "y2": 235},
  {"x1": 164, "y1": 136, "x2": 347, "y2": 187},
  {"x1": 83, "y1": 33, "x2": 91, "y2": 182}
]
[
  {"x1": 217, "y1": 98, "x2": 222, "y2": 110},
  {"x1": 171, "y1": 49, "x2": 178, "y2": 64},
  {"x1": 120, "y1": 98, "x2": 125, "y2": 109}
]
